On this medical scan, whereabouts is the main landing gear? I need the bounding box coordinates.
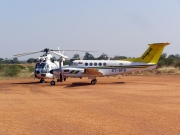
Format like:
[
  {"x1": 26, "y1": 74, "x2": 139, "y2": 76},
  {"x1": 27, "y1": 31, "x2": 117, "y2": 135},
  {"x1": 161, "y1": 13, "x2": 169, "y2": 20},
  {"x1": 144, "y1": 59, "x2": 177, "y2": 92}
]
[
  {"x1": 50, "y1": 73, "x2": 66, "y2": 86},
  {"x1": 40, "y1": 78, "x2": 44, "y2": 83},
  {"x1": 91, "y1": 79, "x2": 97, "y2": 85}
]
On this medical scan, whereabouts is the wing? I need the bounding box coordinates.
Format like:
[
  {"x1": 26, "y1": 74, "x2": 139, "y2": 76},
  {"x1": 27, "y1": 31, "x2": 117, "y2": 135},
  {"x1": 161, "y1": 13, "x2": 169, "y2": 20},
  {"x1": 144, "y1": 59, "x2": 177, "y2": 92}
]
[{"x1": 83, "y1": 68, "x2": 103, "y2": 77}]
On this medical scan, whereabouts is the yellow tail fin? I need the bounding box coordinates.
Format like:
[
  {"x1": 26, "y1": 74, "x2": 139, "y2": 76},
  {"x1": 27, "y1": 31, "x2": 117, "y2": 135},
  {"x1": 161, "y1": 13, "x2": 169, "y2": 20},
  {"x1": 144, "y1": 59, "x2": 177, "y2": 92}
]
[{"x1": 124, "y1": 42, "x2": 170, "y2": 63}]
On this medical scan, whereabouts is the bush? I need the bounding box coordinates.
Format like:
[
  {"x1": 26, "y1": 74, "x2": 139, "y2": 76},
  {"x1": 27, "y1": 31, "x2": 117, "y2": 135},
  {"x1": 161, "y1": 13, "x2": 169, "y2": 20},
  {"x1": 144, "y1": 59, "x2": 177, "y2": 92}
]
[
  {"x1": 0, "y1": 64, "x2": 5, "y2": 71},
  {"x1": 157, "y1": 60, "x2": 165, "y2": 67},
  {"x1": 175, "y1": 61, "x2": 180, "y2": 68},
  {"x1": 17, "y1": 65, "x2": 25, "y2": 69},
  {"x1": 28, "y1": 66, "x2": 34, "y2": 72},
  {"x1": 4, "y1": 65, "x2": 21, "y2": 77}
]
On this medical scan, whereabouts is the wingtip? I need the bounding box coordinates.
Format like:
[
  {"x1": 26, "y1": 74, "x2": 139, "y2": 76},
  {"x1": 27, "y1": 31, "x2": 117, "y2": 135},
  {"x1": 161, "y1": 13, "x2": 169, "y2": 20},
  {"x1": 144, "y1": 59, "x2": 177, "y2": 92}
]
[{"x1": 148, "y1": 42, "x2": 170, "y2": 46}]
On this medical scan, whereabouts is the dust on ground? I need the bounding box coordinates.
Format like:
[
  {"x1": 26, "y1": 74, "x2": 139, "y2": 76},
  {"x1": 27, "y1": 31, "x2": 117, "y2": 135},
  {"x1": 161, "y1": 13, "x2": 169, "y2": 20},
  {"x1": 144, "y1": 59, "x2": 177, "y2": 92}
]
[{"x1": 0, "y1": 75, "x2": 180, "y2": 135}]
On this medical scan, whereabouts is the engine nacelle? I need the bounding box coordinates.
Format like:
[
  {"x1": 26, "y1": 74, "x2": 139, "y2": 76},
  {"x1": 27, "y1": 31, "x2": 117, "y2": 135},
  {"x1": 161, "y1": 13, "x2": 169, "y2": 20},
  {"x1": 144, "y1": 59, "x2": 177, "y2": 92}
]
[
  {"x1": 40, "y1": 57, "x2": 46, "y2": 62},
  {"x1": 37, "y1": 57, "x2": 41, "y2": 62}
]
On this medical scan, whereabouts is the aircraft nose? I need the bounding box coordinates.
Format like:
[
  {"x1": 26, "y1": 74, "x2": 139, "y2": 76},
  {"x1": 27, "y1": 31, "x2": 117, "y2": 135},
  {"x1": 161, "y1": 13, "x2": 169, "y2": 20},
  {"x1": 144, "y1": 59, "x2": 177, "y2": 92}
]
[
  {"x1": 36, "y1": 70, "x2": 40, "y2": 74},
  {"x1": 50, "y1": 70, "x2": 53, "y2": 74}
]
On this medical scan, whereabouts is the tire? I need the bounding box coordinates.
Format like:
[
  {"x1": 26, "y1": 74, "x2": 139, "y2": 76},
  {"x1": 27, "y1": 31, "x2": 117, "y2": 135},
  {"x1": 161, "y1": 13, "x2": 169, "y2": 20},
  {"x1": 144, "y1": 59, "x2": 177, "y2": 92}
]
[
  {"x1": 50, "y1": 81, "x2": 55, "y2": 85},
  {"x1": 91, "y1": 79, "x2": 97, "y2": 85},
  {"x1": 40, "y1": 78, "x2": 44, "y2": 83}
]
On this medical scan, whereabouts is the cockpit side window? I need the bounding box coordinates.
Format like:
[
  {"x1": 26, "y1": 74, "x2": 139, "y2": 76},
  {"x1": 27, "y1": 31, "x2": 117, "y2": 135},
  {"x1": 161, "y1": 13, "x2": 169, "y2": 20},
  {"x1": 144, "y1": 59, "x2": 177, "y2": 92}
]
[{"x1": 74, "y1": 62, "x2": 78, "y2": 66}]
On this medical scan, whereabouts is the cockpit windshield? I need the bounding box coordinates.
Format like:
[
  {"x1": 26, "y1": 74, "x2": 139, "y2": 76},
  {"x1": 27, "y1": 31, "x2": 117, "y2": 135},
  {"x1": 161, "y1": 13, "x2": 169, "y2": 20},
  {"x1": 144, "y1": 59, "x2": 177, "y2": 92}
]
[
  {"x1": 69, "y1": 62, "x2": 78, "y2": 66},
  {"x1": 35, "y1": 63, "x2": 46, "y2": 69},
  {"x1": 69, "y1": 62, "x2": 73, "y2": 66}
]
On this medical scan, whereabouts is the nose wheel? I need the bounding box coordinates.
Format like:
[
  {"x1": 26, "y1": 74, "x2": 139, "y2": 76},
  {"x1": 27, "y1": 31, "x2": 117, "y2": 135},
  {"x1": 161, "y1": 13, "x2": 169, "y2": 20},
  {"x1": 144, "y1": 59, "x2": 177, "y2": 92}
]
[
  {"x1": 50, "y1": 81, "x2": 55, "y2": 85},
  {"x1": 40, "y1": 78, "x2": 44, "y2": 83},
  {"x1": 91, "y1": 79, "x2": 97, "y2": 85}
]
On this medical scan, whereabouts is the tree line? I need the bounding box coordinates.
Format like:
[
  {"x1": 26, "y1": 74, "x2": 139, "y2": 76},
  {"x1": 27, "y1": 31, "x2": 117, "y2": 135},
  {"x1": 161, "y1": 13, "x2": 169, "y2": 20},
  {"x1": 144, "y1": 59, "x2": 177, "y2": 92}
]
[{"x1": 0, "y1": 52, "x2": 180, "y2": 68}]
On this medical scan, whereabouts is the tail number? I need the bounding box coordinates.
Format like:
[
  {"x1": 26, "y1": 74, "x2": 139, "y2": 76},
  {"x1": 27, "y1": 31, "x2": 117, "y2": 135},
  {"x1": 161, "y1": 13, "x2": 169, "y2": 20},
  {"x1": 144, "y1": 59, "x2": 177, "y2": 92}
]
[{"x1": 112, "y1": 68, "x2": 126, "y2": 72}]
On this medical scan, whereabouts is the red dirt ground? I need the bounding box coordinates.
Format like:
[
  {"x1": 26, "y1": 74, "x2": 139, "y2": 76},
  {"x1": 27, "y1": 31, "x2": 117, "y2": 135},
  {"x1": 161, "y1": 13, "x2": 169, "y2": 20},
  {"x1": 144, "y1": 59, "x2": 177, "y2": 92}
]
[{"x1": 0, "y1": 75, "x2": 180, "y2": 135}]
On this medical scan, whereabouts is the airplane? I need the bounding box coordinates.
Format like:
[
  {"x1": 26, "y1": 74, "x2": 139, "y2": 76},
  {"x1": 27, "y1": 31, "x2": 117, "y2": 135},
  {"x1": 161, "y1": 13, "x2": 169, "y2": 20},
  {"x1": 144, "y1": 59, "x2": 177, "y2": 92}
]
[
  {"x1": 14, "y1": 48, "x2": 68, "y2": 83},
  {"x1": 49, "y1": 42, "x2": 170, "y2": 85}
]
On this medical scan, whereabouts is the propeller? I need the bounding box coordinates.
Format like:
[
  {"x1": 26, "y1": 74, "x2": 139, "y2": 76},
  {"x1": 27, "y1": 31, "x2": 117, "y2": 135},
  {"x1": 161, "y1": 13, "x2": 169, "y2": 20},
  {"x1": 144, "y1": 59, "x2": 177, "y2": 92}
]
[
  {"x1": 50, "y1": 51, "x2": 69, "y2": 59},
  {"x1": 49, "y1": 50, "x2": 98, "y2": 52},
  {"x1": 14, "y1": 51, "x2": 41, "y2": 57},
  {"x1": 14, "y1": 48, "x2": 97, "y2": 57}
]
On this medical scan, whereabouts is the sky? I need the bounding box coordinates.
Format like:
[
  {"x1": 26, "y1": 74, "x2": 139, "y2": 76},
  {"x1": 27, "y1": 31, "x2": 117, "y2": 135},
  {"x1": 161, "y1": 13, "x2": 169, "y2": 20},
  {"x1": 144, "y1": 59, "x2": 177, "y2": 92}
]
[{"x1": 0, "y1": 0, "x2": 180, "y2": 60}]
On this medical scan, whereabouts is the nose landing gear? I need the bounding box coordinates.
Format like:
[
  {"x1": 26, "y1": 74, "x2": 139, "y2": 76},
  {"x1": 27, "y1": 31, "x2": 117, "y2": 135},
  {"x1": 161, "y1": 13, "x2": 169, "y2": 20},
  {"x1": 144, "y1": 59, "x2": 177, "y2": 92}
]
[{"x1": 40, "y1": 78, "x2": 44, "y2": 83}]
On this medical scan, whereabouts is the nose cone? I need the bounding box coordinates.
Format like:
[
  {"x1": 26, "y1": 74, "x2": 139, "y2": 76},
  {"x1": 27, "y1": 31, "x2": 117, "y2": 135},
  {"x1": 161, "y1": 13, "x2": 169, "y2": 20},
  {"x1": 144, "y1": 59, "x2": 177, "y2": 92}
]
[
  {"x1": 36, "y1": 70, "x2": 40, "y2": 74},
  {"x1": 50, "y1": 70, "x2": 53, "y2": 74}
]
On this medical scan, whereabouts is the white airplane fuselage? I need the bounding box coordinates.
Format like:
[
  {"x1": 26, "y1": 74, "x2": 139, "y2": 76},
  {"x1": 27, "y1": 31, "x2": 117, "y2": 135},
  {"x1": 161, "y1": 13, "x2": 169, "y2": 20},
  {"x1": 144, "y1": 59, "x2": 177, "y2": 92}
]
[
  {"x1": 52, "y1": 60, "x2": 156, "y2": 78},
  {"x1": 49, "y1": 42, "x2": 169, "y2": 85}
]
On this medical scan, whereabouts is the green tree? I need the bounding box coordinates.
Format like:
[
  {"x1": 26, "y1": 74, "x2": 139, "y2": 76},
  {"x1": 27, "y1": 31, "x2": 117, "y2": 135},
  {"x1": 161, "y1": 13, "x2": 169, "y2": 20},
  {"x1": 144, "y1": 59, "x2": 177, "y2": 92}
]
[
  {"x1": 27, "y1": 58, "x2": 36, "y2": 63},
  {"x1": 83, "y1": 52, "x2": 95, "y2": 60},
  {"x1": 159, "y1": 53, "x2": 167, "y2": 61},
  {"x1": 12, "y1": 57, "x2": 20, "y2": 64},
  {"x1": 112, "y1": 55, "x2": 127, "y2": 60},
  {"x1": 0, "y1": 58, "x2": 4, "y2": 63},
  {"x1": 165, "y1": 56, "x2": 175, "y2": 66},
  {"x1": 72, "y1": 54, "x2": 80, "y2": 59},
  {"x1": 174, "y1": 61, "x2": 180, "y2": 68},
  {"x1": 97, "y1": 53, "x2": 108, "y2": 60},
  {"x1": 3, "y1": 58, "x2": 12, "y2": 64}
]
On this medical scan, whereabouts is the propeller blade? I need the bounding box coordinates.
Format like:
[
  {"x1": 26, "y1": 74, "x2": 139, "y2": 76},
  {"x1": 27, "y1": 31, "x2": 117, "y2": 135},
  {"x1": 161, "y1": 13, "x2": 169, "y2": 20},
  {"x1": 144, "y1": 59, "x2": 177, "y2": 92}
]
[
  {"x1": 14, "y1": 51, "x2": 41, "y2": 57},
  {"x1": 50, "y1": 49, "x2": 98, "y2": 52},
  {"x1": 51, "y1": 51, "x2": 69, "y2": 59}
]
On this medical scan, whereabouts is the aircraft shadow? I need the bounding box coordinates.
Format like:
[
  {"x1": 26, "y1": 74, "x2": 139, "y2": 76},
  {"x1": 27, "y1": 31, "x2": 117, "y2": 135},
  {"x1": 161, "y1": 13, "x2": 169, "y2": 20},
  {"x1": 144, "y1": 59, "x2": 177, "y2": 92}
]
[
  {"x1": 65, "y1": 82, "x2": 125, "y2": 88},
  {"x1": 66, "y1": 82, "x2": 91, "y2": 87},
  {"x1": 11, "y1": 82, "x2": 42, "y2": 85}
]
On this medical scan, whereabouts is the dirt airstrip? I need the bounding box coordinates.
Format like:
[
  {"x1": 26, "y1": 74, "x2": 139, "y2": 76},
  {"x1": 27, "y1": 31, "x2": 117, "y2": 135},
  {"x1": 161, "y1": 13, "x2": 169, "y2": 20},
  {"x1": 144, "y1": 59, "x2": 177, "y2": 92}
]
[{"x1": 0, "y1": 75, "x2": 180, "y2": 135}]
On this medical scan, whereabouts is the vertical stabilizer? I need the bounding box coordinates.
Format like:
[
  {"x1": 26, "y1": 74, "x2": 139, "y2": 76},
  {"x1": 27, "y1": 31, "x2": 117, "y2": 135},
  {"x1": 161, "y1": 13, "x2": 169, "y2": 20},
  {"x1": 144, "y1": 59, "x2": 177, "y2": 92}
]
[{"x1": 123, "y1": 42, "x2": 170, "y2": 63}]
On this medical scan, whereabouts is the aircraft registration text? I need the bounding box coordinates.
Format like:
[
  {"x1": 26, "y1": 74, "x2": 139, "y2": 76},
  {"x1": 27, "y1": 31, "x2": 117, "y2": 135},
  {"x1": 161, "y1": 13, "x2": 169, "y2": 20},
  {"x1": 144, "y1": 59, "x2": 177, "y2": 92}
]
[{"x1": 112, "y1": 68, "x2": 126, "y2": 72}]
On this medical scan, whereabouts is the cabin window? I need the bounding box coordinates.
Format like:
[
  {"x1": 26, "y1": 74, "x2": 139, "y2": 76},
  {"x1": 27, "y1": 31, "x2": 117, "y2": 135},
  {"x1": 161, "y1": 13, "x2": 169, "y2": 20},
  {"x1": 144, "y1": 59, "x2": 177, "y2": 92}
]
[
  {"x1": 90, "y1": 62, "x2": 93, "y2": 66},
  {"x1": 78, "y1": 62, "x2": 83, "y2": 64},
  {"x1": 103, "y1": 63, "x2": 107, "y2": 66},
  {"x1": 99, "y1": 63, "x2": 102, "y2": 66},
  {"x1": 94, "y1": 62, "x2": 97, "y2": 66},
  {"x1": 85, "y1": 62, "x2": 88, "y2": 66},
  {"x1": 64, "y1": 69, "x2": 69, "y2": 72}
]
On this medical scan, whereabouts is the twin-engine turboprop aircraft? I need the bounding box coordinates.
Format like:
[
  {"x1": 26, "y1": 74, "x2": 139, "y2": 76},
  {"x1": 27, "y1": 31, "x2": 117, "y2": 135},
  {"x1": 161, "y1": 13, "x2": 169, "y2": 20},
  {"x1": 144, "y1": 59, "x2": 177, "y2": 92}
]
[{"x1": 49, "y1": 42, "x2": 170, "y2": 85}]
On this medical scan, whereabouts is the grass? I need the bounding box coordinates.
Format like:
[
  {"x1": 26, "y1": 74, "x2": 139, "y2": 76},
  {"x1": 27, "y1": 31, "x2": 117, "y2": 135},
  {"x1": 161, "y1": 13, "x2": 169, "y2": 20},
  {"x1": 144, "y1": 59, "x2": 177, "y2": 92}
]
[
  {"x1": 156, "y1": 66, "x2": 180, "y2": 74},
  {"x1": 0, "y1": 64, "x2": 180, "y2": 80},
  {"x1": 0, "y1": 64, "x2": 34, "y2": 79}
]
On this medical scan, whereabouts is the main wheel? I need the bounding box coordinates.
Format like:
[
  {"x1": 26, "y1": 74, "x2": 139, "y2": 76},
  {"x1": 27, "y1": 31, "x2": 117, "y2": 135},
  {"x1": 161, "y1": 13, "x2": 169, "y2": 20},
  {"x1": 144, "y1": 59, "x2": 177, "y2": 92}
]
[
  {"x1": 40, "y1": 78, "x2": 44, "y2": 83},
  {"x1": 91, "y1": 79, "x2": 97, "y2": 85},
  {"x1": 50, "y1": 81, "x2": 55, "y2": 85}
]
